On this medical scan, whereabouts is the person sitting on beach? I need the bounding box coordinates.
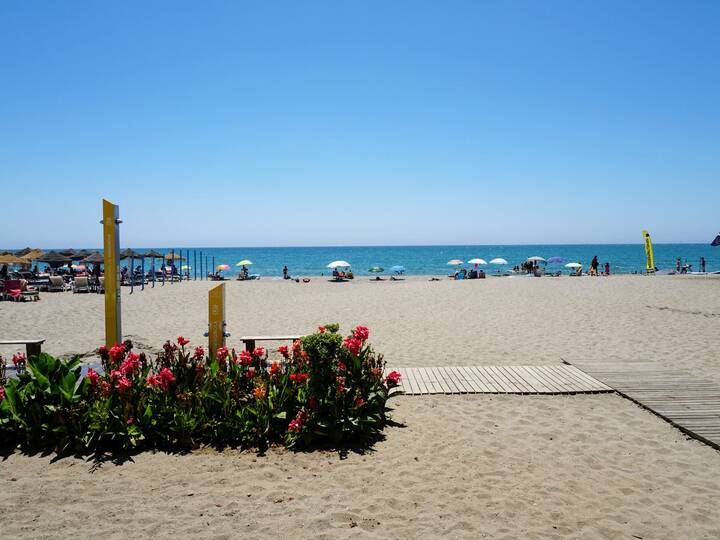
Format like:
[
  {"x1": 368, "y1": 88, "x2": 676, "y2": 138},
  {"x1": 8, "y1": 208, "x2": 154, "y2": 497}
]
[
  {"x1": 332, "y1": 268, "x2": 339, "y2": 279},
  {"x1": 346, "y1": 270, "x2": 354, "y2": 279},
  {"x1": 604, "y1": 262, "x2": 610, "y2": 275}
]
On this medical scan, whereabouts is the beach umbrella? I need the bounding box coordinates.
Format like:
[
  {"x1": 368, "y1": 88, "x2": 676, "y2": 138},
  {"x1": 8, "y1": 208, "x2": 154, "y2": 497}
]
[
  {"x1": 0, "y1": 253, "x2": 27, "y2": 265},
  {"x1": 526, "y1": 256, "x2": 546, "y2": 263},
  {"x1": 16, "y1": 248, "x2": 45, "y2": 260},
  {"x1": 327, "y1": 260, "x2": 351, "y2": 268},
  {"x1": 368, "y1": 266, "x2": 384, "y2": 273},
  {"x1": 565, "y1": 262, "x2": 582, "y2": 269},
  {"x1": 80, "y1": 252, "x2": 105, "y2": 264},
  {"x1": 216, "y1": 264, "x2": 230, "y2": 271},
  {"x1": 236, "y1": 259, "x2": 253, "y2": 266},
  {"x1": 546, "y1": 256, "x2": 565, "y2": 264},
  {"x1": 489, "y1": 258, "x2": 508, "y2": 265},
  {"x1": 38, "y1": 251, "x2": 73, "y2": 265},
  {"x1": 712, "y1": 233, "x2": 720, "y2": 247},
  {"x1": 447, "y1": 259, "x2": 463, "y2": 265},
  {"x1": 467, "y1": 258, "x2": 487, "y2": 265},
  {"x1": 120, "y1": 248, "x2": 144, "y2": 260},
  {"x1": 390, "y1": 265, "x2": 406, "y2": 273},
  {"x1": 165, "y1": 252, "x2": 184, "y2": 261}
]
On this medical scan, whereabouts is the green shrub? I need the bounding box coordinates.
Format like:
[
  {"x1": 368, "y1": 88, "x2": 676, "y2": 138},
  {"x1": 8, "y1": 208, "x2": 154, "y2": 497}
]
[{"x1": 0, "y1": 325, "x2": 402, "y2": 453}]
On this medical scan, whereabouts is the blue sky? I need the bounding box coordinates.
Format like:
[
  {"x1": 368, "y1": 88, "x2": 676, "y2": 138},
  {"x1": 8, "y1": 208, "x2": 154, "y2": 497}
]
[{"x1": 1, "y1": 1, "x2": 718, "y2": 248}]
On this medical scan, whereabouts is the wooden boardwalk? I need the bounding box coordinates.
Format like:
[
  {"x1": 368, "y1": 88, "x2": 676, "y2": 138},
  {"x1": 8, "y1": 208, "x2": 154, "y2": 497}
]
[
  {"x1": 390, "y1": 365, "x2": 612, "y2": 395},
  {"x1": 570, "y1": 360, "x2": 720, "y2": 451}
]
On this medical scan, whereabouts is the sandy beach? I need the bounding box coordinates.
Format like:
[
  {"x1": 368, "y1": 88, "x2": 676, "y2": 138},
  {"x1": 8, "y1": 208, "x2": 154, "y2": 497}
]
[{"x1": 2, "y1": 275, "x2": 720, "y2": 538}]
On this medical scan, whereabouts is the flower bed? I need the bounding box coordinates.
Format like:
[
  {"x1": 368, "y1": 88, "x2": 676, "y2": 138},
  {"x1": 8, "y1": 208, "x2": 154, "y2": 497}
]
[{"x1": 0, "y1": 324, "x2": 402, "y2": 453}]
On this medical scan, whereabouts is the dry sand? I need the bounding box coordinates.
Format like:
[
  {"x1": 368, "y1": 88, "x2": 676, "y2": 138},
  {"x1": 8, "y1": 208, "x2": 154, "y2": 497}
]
[{"x1": 1, "y1": 275, "x2": 720, "y2": 538}]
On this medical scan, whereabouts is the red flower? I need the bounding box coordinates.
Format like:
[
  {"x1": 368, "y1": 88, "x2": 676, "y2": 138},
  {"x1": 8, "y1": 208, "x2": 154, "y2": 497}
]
[
  {"x1": 100, "y1": 380, "x2": 111, "y2": 397},
  {"x1": 0, "y1": 387, "x2": 5, "y2": 402},
  {"x1": 355, "y1": 397, "x2": 365, "y2": 407},
  {"x1": 238, "y1": 350, "x2": 253, "y2": 366},
  {"x1": 352, "y1": 326, "x2": 369, "y2": 341},
  {"x1": 159, "y1": 368, "x2": 175, "y2": 390},
  {"x1": 289, "y1": 372, "x2": 309, "y2": 384},
  {"x1": 110, "y1": 369, "x2": 123, "y2": 381},
  {"x1": 336, "y1": 376, "x2": 346, "y2": 393},
  {"x1": 292, "y1": 340, "x2": 302, "y2": 356},
  {"x1": 277, "y1": 345, "x2": 289, "y2": 359},
  {"x1": 385, "y1": 370, "x2": 402, "y2": 388},
  {"x1": 120, "y1": 352, "x2": 140, "y2": 376},
  {"x1": 98, "y1": 345, "x2": 108, "y2": 356},
  {"x1": 177, "y1": 336, "x2": 190, "y2": 347},
  {"x1": 109, "y1": 343, "x2": 126, "y2": 362},
  {"x1": 11, "y1": 352, "x2": 26, "y2": 366},
  {"x1": 86, "y1": 368, "x2": 100, "y2": 386},
  {"x1": 371, "y1": 367, "x2": 382, "y2": 379},
  {"x1": 116, "y1": 377, "x2": 132, "y2": 394},
  {"x1": 300, "y1": 350, "x2": 309, "y2": 362},
  {"x1": 338, "y1": 362, "x2": 346, "y2": 371},
  {"x1": 288, "y1": 410, "x2": 309, "y2": 433},
  {"x1": 343, "y1": 337, "x2": 362, "y2": 356},
  {"x1": 147, "y1": 368, "x2": 175, "y2": 391},
  {"x1": 126, "y1": 417, "x2": 134, "y2": 425},
  {"x1": 318, "y1": 326, "x2": 326, "y2": 334},
  {"x1": 216, "y1": 346, "x2": 229, "y2": 362},
  {"x1": 253, "y1": 385, "x2": 267, "y2": 399},
  {"x1": 270, "y1": 361, "x2": 280, "y2": 376},
  {"x1": 252, "y1": 347, "x2": 265, "y2": 359},
  {"x1": 193, "y1": 346, "x2": 205, "y2": 360}
]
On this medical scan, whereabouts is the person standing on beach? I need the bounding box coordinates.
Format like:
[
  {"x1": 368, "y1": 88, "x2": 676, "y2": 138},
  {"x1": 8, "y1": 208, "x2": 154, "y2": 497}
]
[
  {"x1": 676, "y1": 258, "x2": 682, "y2": 272},
  {"x1": 700, "y1": 257, "x2": 706, "y2": 273},
  {"x1": 590, "y1": 256, "x2": 599, "y2": 276},
  {"x1": 283, "y1": 265, "x2": 289, "y2": 279}
]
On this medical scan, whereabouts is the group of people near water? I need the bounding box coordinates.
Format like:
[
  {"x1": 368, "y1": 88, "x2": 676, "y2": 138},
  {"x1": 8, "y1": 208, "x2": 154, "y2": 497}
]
[{"x1": 676, "y1": 257, "x2": 707, "y2": 274}]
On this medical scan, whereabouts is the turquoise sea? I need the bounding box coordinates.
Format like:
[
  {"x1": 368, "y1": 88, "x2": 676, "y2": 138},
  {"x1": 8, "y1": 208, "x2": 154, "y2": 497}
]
[{"x1": 110, "y1": 244, "x2": 718, "y2": 277}]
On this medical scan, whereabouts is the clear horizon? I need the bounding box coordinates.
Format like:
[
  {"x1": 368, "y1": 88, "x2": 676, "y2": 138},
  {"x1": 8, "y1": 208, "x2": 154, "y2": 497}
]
[{"x1": 2, "y1": 1, "x2": 718, "y2": 247}]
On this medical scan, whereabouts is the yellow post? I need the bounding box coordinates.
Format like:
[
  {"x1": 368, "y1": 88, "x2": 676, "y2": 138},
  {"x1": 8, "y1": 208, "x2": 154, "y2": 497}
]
[
  {"x1": 208, "y1": 283, "x2": 226, "y2": 357},
  {"x1": 103, "y1": 199, "x2": 122, "y2": 346}
]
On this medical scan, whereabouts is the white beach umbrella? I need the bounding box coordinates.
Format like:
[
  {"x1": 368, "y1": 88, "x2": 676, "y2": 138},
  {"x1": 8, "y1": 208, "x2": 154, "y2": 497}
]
[
  {"x1": 327, "y1": 260, "x2": 351, "y2": 268},
  {"x1": 526, "y1": 256, "x2": 546, "y2": 262},
  {"x1": 565, "y1": 262, "x2": 582, "y2": 269},
  {"x1": 447, "y1": 259, "x2": 463, "y2": 265},
  {"x1": 467, "y1": 258, "x2": 487, "y2": 265},
  {"x1": 489, "y1": 258, "x2": 508, "y2": 265}
]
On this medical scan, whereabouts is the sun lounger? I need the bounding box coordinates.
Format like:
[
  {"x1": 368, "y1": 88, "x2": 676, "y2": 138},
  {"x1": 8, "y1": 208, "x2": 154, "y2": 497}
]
[
  {"x1": 72, "y1": 276, "x2": 90, "y2": 293},
  {"x1": 3, "y1": 279, "x2": 22, "y2": 301},
  {"x1": 48, "y1": 276, "x2": 67, "y2": 292},
  {"x1": 2, "y1": 280, "x2": 38, "y2": 301}
]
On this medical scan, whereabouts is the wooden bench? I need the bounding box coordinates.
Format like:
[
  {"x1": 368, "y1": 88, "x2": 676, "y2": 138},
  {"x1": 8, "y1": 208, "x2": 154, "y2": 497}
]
[
  {"x1": 0, "y1": 339, "x2": 46, "y2": 358},
  {"x1": 239, "y1": 335, "x2": 303, "y2": 353}
]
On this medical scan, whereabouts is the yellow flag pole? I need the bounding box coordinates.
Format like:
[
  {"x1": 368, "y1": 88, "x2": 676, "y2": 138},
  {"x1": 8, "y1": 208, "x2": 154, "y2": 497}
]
[
  {"x1": 208, "y1": 283, "x2": 226, "y2": 357},
  {"x1": 103, "y1": 199, "x2": 122, "y2": 346},
  {"x1": 642, "y1": 230, "x2": 655, "y2": 275}
]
